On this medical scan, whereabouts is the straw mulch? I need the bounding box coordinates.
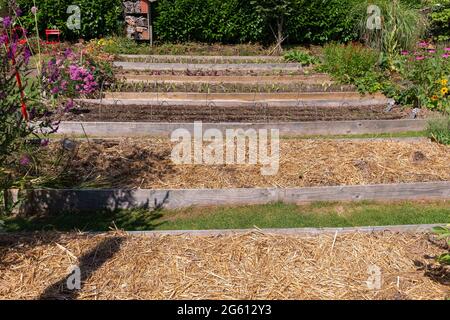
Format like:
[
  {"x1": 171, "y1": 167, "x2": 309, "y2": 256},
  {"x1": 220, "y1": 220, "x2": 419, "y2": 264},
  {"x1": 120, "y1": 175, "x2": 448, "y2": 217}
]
[
  {"x1": 52, "y1": 138, "x2": 450, "y2": 188},
  {"x1": 0, "y1": 231, "x2": 448, "y2": 300}
]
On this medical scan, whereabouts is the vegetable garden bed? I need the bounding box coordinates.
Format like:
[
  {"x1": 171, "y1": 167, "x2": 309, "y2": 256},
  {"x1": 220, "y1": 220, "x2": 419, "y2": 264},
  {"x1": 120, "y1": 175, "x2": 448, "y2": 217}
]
[
  {"x1": 36, "y1": 138, "x2": 450, "y2": 189},
  {"x1": 65, "y1": 103, "x2": 411, "y2": 123},
  {"x1": 117, "y1": 54, "x2": 285, "y2": 64},
  {"x1": 0, "y1": 231, "x2": 447, "y2": 300},
  {"x1": 112, "y1": 74, "x2": 355, "y2": 93}
]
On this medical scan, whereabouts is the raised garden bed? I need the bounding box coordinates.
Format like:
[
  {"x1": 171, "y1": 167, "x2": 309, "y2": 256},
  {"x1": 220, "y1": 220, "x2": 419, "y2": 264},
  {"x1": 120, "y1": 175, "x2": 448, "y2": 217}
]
[
  {"x1": 0, "y1": 231, "x2": 447, "y2": 300},
  {"x1": 112, "y1": 74, "x2": 355, "y2": 93},
  {"x1": 33, "y1": 138, "x2": 450, "y2": 189},
  {"x1": 110, "y1": 80, "x2": 355, "y2": 94},
  {"x1": 117, "y1": 54, "x2": 285, "y2": 64},
  {"x1": 114, "y1": 61, "x2": 303, "y2": 72},
  {"x1": 114, "y1": 61, "x2": 309, "y2": 76},
  {"x1": 66, "y1": 103, "x2": 411, "y2": 122}
]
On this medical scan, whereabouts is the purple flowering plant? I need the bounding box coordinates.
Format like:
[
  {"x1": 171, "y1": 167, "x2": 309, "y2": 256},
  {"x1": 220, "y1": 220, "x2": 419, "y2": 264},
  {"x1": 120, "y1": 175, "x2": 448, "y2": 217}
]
[
  {"x1": 0, "y1": 5, "x2": 62, "y2": 214},
  {"x1": 41, "y1": 46, "x2": 115, "y2": 103}
]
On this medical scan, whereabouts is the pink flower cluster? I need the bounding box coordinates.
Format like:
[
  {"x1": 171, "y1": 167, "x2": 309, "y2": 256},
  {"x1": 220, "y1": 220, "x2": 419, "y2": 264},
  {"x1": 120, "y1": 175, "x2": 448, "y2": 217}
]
[
  {"x1": 42, "y1": 49, "x2": 99, "y2": 98},
  {"x1": 400, "y1": 42, "x2": 450, "y2": 60},
  {"x1": 68, "y1": 64, "x2": 98, "y2": 94}
]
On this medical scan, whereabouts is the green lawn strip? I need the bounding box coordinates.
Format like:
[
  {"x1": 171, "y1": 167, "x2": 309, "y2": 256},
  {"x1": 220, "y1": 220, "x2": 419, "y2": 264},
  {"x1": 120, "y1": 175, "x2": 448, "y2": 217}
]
[
  {"x1": 282, "y1": 131, "x2": 427, "y2": 140},
  {"x1": 3, "y1": 201, "x2": 449, "y2": 232}
]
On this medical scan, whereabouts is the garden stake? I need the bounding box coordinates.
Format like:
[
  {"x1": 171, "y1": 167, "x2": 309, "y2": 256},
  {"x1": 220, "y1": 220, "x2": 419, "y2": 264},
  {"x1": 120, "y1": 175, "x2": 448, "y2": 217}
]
[{"x1": 5, "y1": 34, "x2": 28, "y2": 122}]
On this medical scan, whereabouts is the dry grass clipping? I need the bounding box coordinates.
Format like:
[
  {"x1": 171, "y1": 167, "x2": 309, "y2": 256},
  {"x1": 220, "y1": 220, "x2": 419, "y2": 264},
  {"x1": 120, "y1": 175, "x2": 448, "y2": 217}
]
[
  {"x1": 52, "y1": 138, "x2": 450, "y2": 189},
  {"x1": 0, "y1": 231, "x2": 448, "y2": 300}
]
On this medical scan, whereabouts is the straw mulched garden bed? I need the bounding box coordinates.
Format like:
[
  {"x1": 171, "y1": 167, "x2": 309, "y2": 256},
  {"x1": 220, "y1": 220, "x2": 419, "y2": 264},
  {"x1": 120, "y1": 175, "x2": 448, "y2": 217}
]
[
  {"x1": 0, "y1": 231, "x2": 448, "y2": 300},
  {"x1": 44, "y1": 138, "x2": 450, "y2": 189}
]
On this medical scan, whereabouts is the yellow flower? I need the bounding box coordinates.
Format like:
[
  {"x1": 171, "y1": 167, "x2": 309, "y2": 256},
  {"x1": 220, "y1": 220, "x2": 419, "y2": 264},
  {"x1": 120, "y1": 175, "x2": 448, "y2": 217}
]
[
  {"x1": 441, "y1": 87, "x2": 449, "y2": 95},
  {"x1": 441, "y1": 79, "x2": 448, "y2": 86},
  {"x1": 431, "y1": 95, "x2": 439, "y2": 101}
]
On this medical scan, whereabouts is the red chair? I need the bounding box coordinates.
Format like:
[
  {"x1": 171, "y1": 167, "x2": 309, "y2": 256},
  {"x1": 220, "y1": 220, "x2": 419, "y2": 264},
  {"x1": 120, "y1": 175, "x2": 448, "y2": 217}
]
[{"x1": 45, "y1": 29, "x2": 61, "y2": 45}]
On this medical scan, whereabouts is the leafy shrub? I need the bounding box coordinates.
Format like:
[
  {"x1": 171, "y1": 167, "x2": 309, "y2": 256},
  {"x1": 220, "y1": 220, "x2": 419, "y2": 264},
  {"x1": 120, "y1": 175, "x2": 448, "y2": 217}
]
[
  {"x1": 15, "y1": 0, "x2": 124, "y2": 40},
  {"x1": 426, "y1": 117, "x2": 450, "y2": 145},
  {"x1": 395, "y1": 44, "x2": 450, "y2": 112},
  {"x1": 283, "y1": 50, "x2": 319, "y2": 65},
  {"x1": 433, "y1": 225, "x2": 450, "y2": 265},
  {"x1": 428, "y1": 0, "x2": 450, "y2": 42},
  {"x1": 319, "y1": 43, "x2": 379, "y2": 81}
]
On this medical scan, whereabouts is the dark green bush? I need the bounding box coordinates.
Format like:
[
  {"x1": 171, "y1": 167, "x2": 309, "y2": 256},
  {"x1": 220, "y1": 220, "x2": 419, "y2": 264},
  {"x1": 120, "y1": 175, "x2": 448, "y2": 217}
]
[
  {"x1": 284, "y1": 0, "x2": 360, "y2": 44},
  {"x1": 154, "y1": 0, "x2": 360, "y2": 44},
  {"x1": 16, "y1": 0, "x2": 124, "y2": 40},
  {"x1": 428, "y1": 0, "x2": 450, "y2": 42},
  {"x1": 154, "y1": 0, "x2": 264, "y2": 43}
]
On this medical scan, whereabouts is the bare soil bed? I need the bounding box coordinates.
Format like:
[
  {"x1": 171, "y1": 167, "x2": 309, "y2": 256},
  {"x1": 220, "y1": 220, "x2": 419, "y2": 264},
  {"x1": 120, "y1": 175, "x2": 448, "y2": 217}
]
[
  {"x1": 0, "y1": 231, "x2": 448, "y2": 300},
  {"x1": 64, "y1": 103, "x2": 412, "y2": 122},
  {"x1": 43, "y1": 139, "x2": 450, "y2": 189}
]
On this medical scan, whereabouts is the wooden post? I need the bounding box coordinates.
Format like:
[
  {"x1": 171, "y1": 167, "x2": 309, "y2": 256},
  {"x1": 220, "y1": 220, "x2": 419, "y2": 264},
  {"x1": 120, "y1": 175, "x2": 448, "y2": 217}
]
[{"x1": 148, "y1": 0, "x2": 155, "y2": 46}]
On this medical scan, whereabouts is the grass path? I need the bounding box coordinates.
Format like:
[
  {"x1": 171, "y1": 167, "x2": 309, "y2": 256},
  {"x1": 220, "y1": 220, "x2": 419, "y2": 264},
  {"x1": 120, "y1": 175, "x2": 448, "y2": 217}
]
[{"x1": 4, "y1": 201, "x2": 449, "y2": 232}]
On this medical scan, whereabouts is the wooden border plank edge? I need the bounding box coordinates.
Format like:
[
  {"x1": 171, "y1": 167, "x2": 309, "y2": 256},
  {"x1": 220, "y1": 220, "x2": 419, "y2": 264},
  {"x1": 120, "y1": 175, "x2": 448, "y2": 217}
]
[
  {"x1": 126, "y1": 223, "x2": 445, "y2": 237},
  {"x1": 17, "y1": 181, "x2": 450, "y2": 214},
  {"x1": 57, "y1": 119, "x2": 428, "y2": 136}
]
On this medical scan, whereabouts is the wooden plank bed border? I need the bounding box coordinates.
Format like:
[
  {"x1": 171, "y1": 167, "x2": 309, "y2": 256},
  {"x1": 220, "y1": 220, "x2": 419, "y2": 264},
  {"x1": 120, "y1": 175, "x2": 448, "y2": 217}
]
[
  {"x1": 127, "y1": 224, "x2": 445, "y2": 237},
  {"x1": 17, "y1": 182, "x2": 450, "y2": 214},
  {"x1": 57, "y1": 119, "x2": 428, "y2": 137}
]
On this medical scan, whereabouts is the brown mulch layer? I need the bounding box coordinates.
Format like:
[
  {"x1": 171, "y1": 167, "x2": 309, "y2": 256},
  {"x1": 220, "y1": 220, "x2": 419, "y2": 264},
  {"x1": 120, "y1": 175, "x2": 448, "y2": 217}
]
[
  {"x1": 0, "y1": 232, "x2": 448, "y2": 300},
  {"x1": 63, "y1": 104, "x2": 412, "y2": 122},
  {"x1": 47, "y1": 139, "x2": 450, "y2": 189}
]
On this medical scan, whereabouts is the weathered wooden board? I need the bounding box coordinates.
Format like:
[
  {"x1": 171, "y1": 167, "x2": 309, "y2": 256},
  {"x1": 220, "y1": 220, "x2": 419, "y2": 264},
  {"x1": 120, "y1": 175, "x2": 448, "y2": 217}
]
[
  {"x1": 18, "y1": 182, "x2": 450, "y2": 214},
  {"x1": 57, "y1": 119, "x2": 428, "y2": 137},
  {"x1": 128, "y1": 224, "x2": 444, "y2": 237}
]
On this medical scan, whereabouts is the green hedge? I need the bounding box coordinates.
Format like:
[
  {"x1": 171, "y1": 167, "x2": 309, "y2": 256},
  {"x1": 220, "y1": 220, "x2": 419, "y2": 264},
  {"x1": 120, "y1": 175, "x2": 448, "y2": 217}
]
[
  {"x1": 284, "y1": 0, "x2": 360, "y2": 43},
  {"x1": 154, "y1": 0, "x2": 360, "y2": 44},
  {"x1": 153, "y1": 0, "x2": 264, "y2": 43},
  {"x1": 10, "y1": 0, "x2": 428, "y2": 45},
  {"x1": 15, "y1": 0, "x2": 124, "y2": 40}
]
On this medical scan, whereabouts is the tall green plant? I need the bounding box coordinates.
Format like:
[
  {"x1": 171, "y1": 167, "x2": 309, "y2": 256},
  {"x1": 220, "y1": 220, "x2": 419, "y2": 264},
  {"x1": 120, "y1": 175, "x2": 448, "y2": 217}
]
[{"x1": 353, "y1": 0, "x2": 427, "y2": 68}]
